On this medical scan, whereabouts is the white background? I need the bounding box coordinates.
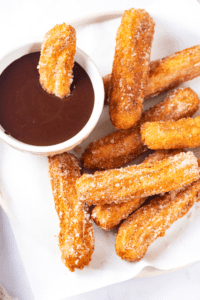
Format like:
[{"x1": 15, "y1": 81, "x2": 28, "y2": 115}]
[{"x1": 1, "y1": 0, "x2": 200, "y2": 299}]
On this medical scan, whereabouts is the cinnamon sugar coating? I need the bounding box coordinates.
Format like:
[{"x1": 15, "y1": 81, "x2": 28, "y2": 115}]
[
  {"x1": 92, "y1": 197, "x2": 147, "y2": 231},
  {"x1": 141, "y1": 115, "x2": 200, "y2": 150},
  {"x1": 109, "y1": 9, "x2": 155, "y2": 129},
  {"x1": 82, "y1": 88, "x2": 199, "y2": 170},
  {"x1": 104, "y1": 45, "x2": 200, "y2": 103},
  {"x1": 92, "y1": 150, "x2": 182, "y2": 231},
  {"x1": 147, "y1": 45, "x2": 200, "y2": 98},
  {"x1": 76, "y1": 152, "x2": 199, "y2": 206},
  {"x1": 38, "y1": 23, "x2": 76, "y2": 99},
  {"x1": 48, "y1": 153, "x2": 94, "y2": 272},
  {"x1": 115, "y1": 178, "x2": 200, "y2": 262}
]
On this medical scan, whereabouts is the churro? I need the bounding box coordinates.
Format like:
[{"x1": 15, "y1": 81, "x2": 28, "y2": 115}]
[
  {"x1": 92, "y1": 197, "x2": 147, "y2": 231},
  {"x1": 38, "y1": 23, "x2": 76, "y2": 99},
  {"x1": 82, "y1": 88, "x2": 199, "y2": 170},
  {"x1": 76, "y1": 151, "x2": 199, "y2": 206},
  {"x1": 115, "y1": 178, "x2": 200, "y2": 262},
  {"x1": 48, "y1": 153, "x2": 94, "y2": 272},
  {"x1": 109, "y1": 9, "x2": 155, "y2": 129},
  {"x1": 92, "y1": 150, "x2": 182, "y2": 231},
  {"x1": 104, "y1": 45, "x2": 200, "y2": 103},
  {"x1": 103, "y1": 74, "x2": 111, "y2": 105},
  {"x1": 141, "y1": 115, "x2": 200, "y2": 150}
]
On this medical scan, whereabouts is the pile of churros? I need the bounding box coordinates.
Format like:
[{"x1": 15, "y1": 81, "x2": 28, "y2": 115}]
[{"x1": 45, "y1": 9, "x2": 200, "y2": 272}]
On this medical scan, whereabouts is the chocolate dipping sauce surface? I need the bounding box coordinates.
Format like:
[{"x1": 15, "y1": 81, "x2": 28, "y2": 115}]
[{"x1": 0, "y1": 52, "x2": 94, "y2": 146}]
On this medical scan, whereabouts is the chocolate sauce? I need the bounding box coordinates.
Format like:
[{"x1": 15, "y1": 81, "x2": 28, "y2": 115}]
[{"x1": 0, "y1": 52, "x2": 94, "y2": 146}]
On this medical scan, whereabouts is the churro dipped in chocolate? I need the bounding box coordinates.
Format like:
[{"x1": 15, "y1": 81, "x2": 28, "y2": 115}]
[
  {"x1": 48, "y1": 153, "x2": 94, "y2": 272},
  {"x1": 104, "y1": 45, "x2": 200, "y2": 103},
  {"x1": 109, "y1": 8, "x2": 155, "y2": 129},
  {"x1": 92, "y1": 150, "x2": 182, "y2": 231},
  {"x1": 38, "y1": 23, "x2": 76, "y2": 99},
  {"x1": 76, "y1": 151, "x2": 199, "y2": 206},
  {"x1": 82, "y1": 88, "x2": 199, "y2": 170}
]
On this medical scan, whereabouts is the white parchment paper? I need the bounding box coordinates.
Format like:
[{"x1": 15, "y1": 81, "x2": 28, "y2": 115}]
[{"x1": 1, "y1": 0, "x2": 200, "y2": 299}]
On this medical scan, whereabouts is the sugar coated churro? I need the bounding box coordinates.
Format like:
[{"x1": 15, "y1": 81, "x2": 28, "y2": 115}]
[
  {"x1": 115, "y1": 178, "x2": 200, "y2": 262},
  {"x1": 141, "y1": 115, "x2": 200, "y2": 150},
  {"x1": 104, "y1": 45, "x2": 200, "y2": 103},
  {"x1": 82, "y1": 88, "x2": 199, "y2": 170},
  {"x1": 48, "y1": 153, "x2": 94, "y2": 272},
  {"x1": 109, "y1": 9, "x2": 155, "y2": 129},
  {"x1": 92, "y1": 197, "x2": 147, "y2": 231},
  {"x1": 38, "y1": 23, "x2": 76, "y2": 99},
  {"x1": 92, "y1": 150, "x2": 182, "y2": 231},
  {"x1": 76, "y1": 151, "x2": 199, "y2": 206},
  {"x1": 147, "y1": 45, "x2": 200, "y2": 98}
]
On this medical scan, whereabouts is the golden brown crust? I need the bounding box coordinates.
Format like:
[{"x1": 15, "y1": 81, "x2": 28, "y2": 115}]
[
  {"x1": 92, "y1": 197, "x2": 147, "y2": 231},
  {"x1": 48, "y1": 153, "x2": 94, "y2": 272},
  {"x1": 141, "y1": 115, "x2": 200, "y2": 150},
  {"x1": 92, "y1": 150, "x2": 182, "y2": 231},
  {"x1": 38, "y1": 23, "x2": 76, "y2": 99},
  {"x1": 142, "y1": 149, "x2": 184, "y2": 163},
  {"x1": 103, "y1": 45, "x2": 200, "y2": 103},
  {"x1": 115, "y1": 179, "x2": 200, "y2": 262},
  {"x1": 82, "y1": 125, "x2": 144, "y2": 170},
  {"x1": 146, "y1": 45, "x2": 200, "y2": 98},
  {"x1": 82, "y1": 88, "x2": 199, "y2": 170},
  {"x1": 109, "y1": 9, "x2": 155, "y2": 129},
  {"x1": 76, "y1": 152, "x2": 199, "y2": 206},
  {"x1": 103, "y1": 74, "x2": 111, "y2": 105},
  {"x1": 103, "y1": 74, "x2": 111, "y2": 103}
]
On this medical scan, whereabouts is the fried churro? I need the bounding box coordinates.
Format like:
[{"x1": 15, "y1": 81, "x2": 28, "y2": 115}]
[
  {"x1": 141, "y1": 115, "x2": 200, "y2": 150},
  {"x1": 82, "y1": 88, "x2": 199, "y2": 170},
  {"x1": 76, "y1": 151, "x2": 199, "y2": 206},
  {"x1": 147, "y1": 45, "x2": 200, "y2": 98},
  {"x1": 48, "y1": 153, "x2": 94, "y2": 272},
  {"x1": 92, "y1": 150, "x2": 182, "y2": 231},
  {"x1": 115, "y1": 178, "x2": 200, "y2": 262},
  {"x1": 104, "y1": 45, "x2": 200, "y2": 103},
  {"x1": 38, "y1": 23, "x2": 76, "y2": 99},
  {"x1": 109, "y1": 9, "x2": 155, "y2": 129},
  {"x1": 92, "y1": 197, "x2": 147, "y2": 231}
]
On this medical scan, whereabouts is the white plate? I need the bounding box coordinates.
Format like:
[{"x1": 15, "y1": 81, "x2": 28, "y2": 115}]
[{"x1": 1, "y1": 1, "x2": 200, "y2": 299}]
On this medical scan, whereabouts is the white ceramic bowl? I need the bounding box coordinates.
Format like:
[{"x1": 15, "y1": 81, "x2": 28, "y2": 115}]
[{"x1": 0, "y1": 40, "x2": 104, "y2": 156}]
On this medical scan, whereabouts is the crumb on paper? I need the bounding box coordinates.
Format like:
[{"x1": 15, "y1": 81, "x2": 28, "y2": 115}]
[
  {"x1": 187, "y1": 213, "x2": 193, "y2": 220},
  {"x1": 74, "y1": 146, "x2": 82, "y2": 154}
]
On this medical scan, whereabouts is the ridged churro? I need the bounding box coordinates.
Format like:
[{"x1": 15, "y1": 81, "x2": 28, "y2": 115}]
[
  {"x1": 48, "y1": 153, "x2": 94, "y2": 272},
  {"x1": 147, "y1": 45, "x2": 200, "y2": 98},
  {"x1": 104, "y1": 45, "x2": 200, "y2": 103},
  {"x1": 92, "y1": 197, "x2": 147, "y2": 231},
  {"x1": 38, "y1": 23, "x2": 76, "y2": 99},
  {"x1": 82, "y1": 88, "x2": 199, "y2": 170},
  {"x1": 92, "y1": 150, "x2": 182, "y2": 231},
  {"x1": 141, "y1": 115, "x2": 200, "y2": 150},
  {"x1": 115, "y1": 178, "x2": 200, "y2": 262},
  {"x1": 109, "y1": 9, "x2": 155, "y2": 129},
  {"x1": 76, "y1": 151, "x2": 199, "y2": 206}
]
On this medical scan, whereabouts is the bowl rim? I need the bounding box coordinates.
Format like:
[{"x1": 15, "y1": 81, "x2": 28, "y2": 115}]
[{"x1": 0, "y1": 39, "x2": 105, "y2": 155}]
